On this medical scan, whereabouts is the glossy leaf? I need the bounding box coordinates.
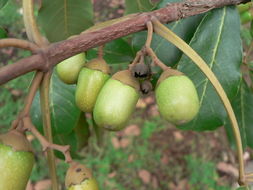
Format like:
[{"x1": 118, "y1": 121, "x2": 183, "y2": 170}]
[
  {"x1": 177, "y1": 7, "x2": 242, "y2": 131},
  {"x1": 125, "y1": 0, "x2": 156, "y2": 14},
  {"x1": 87, "y1": 38, "x2": 134, "y2": 64},
  {"x1": 38, "y1": 0, "x2": 93, "y2": 42},
  {"x1": 225, "y1": 80, "x2": 253, "y2": 149},
  {"x1": 0, "y1": 0, "x2": 8, "y2": 9},
  {"x1": 31, "y1": 70, "x2": 80, "y2": 135},
  {"x1": 132, "y1": 0, "x2": 204, "y2": 67}
]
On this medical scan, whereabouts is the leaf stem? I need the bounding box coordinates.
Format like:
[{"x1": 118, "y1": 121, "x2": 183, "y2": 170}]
[
  {"x1": 145, "y1": 21, "x2": 168, "y2": 71},
  {"x1": 22, "y1": 0, "x2": 47, "y2": 46},
  {"x1": 152, "y1": 17, "x2": 246, "y2": 185},
  {"x1": 0, "y1": 38, "x2": 39, "y2": 52},
  {"x1": 11, "y1": 72, "x2": 43, "y2": 130},
  {"x1": 98, "y1": 45, "x2": 104, "y2": 59},
  {"x1": 40, "y1": 71, "x2": 59, "y2": 190}
]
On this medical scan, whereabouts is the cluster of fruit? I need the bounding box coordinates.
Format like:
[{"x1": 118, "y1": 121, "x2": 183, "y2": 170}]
[
  {"x1": 56, "y1": 51, "x2": 200, "y2": 131},
  {"x1": 0, "y1": 49, "x2": 200, "y2": 190}
]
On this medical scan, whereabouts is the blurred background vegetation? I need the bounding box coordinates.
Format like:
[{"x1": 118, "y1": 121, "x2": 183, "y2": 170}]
[{"x1": 0, "y1": 0, "x2": 253, "y2": 189}]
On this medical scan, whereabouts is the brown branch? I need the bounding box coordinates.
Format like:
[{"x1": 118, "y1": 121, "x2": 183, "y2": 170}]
[
  {"x1": 23, "y1": 117, "x2": 72, "y2": 163},
  {"x1": 0, "y1": 0, "x2": 249, "y2": 85},
  {"x1": 11, "y1": 71, "x2": 44, "y2": 130},
  {"x1": 0, "y1": 38, "x2": 39, "y2": 52}
]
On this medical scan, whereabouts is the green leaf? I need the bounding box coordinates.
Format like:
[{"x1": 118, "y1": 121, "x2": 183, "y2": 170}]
[
  {"x1": 177, "y1": 7, "x2": 242, "y2": 131},
  {"x1": 31, "y1": 70, "x2": 80, "y2": 135},
  {"x1": 0, "y1": 0, "x2": 8, "y2": 9},
  {"x1": 225, "y1": 80, "x2": 253, "y2": 149},
  {"x1": 125, "y1": 0, "x2": 157, "y2": 14},
  {"x1": 38, "y1": 0, "x2": 93, "y2": 42},
  {"x1": 132, "y1": 0, "x2": 204, "y2": 67},
  {"x1": 87, "y1": 38, "x2": 135, "y2": 64}
]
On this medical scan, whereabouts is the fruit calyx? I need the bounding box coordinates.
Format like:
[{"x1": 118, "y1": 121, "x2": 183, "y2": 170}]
[
  {"x1": 112, "y1": 70, "x2": 140, "y2": 91},
  {"x1": 65, "y1": 162, "x2": 93, "y2": 188},
  {"x1": 86, "y1": 58, "x2": 110, "y2": 74},
  {"x1": 0, "y1": 130, "x2": 33, "y2": 152},
  {"x1": 130, "y1": 62, "x2": 151, "y2": 79},
  {"x1": 140, "y1": 80, "x2": 153, "y2": 94},
  {"x1": 157, "y1": 68, "x2": 184, "y2": 87}
]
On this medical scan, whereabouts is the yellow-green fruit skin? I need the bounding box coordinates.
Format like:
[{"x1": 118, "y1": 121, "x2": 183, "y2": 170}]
[
  {"x1": 0, "y1": 143, "x2": 34, "y2": 190},
  {"x1": 56, "y1": 53, "x2": 85, "y2": 84},
  {"x1": 68, "y1": 178, "x2": 99, "y2": 190},
  {"x1": 155, "y1": 75, "x2": 199, "y2": 125},
  {"x1": 93, "y1": 79, "x2": 139, "y2": 131},
  {"x1": 75, "y1": 68, "x2": 110, "y2": 112}
]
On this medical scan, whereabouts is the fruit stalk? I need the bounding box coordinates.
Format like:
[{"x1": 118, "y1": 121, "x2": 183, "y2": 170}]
[
  {"x1": 22, "y1": 0, "x2": 47, "y2": 46},
  {"x1": 98, "y1": 45, "x2": 104, "y2": 59},
  {"x1": 40, "y1": 71, "x2": 59, "y2": 190},
  {"x1": 22, "y1": 117, "x2": 72, "y2": 162},
  {"x1": 145, "y1": 21, "x2": 168, "y2": 71},
  {"x1": 11, "y1": 71, "x2": 43, "y2": 130},
  {"x1": 151, "y1": 17, "x2": 246, "y2": 185}
]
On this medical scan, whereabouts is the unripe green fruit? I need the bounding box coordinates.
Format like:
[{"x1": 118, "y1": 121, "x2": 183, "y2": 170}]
[
  {"x1": 75, "y1": 58, "x2": 110, "y2": 113},
  {"x1": 68, "y1": 178, "x2": 99, "y2": 190},
  {"x1": 93, "y1": 70, "x2": 140, "y2": 131},
  {"x1": 0, "y1": 130, "x2": 34, "y2": 190},
  {"x1": 155, "y1": 69, "x2": 199, "y2": 125},
  {"x1": 65, "y1": 162, "x2": 99, "y2": 190},
  {"x1": 56, "y1": 52, "x2": 85, "y2": 84}
]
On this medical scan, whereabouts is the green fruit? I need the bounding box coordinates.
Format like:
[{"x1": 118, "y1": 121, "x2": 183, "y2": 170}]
[
  {"x1": 0, "y1": 130, "x2": 35, "y2": 190},
  {"x1": 93, "y1": 70, "x2": 140, "y2": 131},
  {"x1": 75, "y1": 58, "x2": 110, "y2": 113},
  {"x1": 65, "y1": 162, "x2": 99, "y2": 190},
  {"x1": 155, "y1": 69, "x2": 199, "y2": 125},
  {"x1": 56, "y1": 52, "x2": 85, "y2": 84},
  {"x1": 68, "y1": 178, "x2": 99, "y2": 190}
]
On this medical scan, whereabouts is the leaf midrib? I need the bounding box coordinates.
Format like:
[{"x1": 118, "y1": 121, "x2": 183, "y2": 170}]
[{"x1": 199, "y1": 7, "x2": 226, "y2": 106}]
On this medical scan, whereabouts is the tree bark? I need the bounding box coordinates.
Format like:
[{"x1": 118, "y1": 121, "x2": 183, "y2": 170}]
[{"x1": 0, "y1": 0, "x2": 249, "y2": 84}]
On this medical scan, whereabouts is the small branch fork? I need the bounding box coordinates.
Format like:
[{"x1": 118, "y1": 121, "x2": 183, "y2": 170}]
[
  {"x1": 11, "y1": 72, "x2": 72, "y2": 163},
  {"x1": 129, "y1": 21, "x2": 168, "y2": 71}
]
